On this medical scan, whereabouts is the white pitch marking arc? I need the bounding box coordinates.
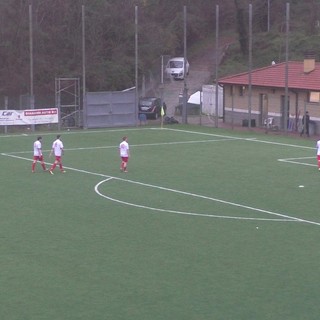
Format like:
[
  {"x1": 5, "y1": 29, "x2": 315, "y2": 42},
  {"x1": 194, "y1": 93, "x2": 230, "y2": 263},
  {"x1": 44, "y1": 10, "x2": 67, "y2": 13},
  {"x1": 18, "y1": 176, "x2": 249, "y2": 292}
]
[{"x1": 94, "y1": 178, "x2": 319, "y2": 224}]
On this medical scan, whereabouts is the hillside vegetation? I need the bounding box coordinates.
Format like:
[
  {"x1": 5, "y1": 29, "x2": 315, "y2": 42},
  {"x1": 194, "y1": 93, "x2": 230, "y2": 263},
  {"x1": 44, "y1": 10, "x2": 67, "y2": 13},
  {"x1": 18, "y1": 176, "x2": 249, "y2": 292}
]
[
  {"x1": 0, "y1": 0, "x2": 319, "y2": 100},
  {"x1": 220, "y1": 1, "x2": 320, "y2": 77}
]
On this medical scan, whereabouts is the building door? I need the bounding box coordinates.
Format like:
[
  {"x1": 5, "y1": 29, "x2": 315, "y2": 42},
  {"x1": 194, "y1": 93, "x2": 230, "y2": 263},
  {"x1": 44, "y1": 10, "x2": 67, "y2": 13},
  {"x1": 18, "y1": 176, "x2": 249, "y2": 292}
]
[{"x1": 280, "y1": 95, "x2": 290, "y2": 130}]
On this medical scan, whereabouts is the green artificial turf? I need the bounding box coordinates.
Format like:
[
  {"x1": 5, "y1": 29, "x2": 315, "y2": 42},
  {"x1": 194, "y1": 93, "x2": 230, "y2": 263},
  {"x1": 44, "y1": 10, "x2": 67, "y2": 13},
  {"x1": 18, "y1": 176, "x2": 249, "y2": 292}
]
[{"x1": 1, "y1": 125, "x2": 320, "y2": 320}]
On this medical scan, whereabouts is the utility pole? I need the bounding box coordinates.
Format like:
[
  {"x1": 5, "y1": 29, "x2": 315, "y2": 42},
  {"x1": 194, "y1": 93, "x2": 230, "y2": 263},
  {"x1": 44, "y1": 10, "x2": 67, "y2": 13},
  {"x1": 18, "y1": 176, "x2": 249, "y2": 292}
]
[
  {"x1": 214, "y1": 5, "x2": 219, "y2": 128},
  {"x1": 267, "y1": 0, "x2": 270, "y2": 32},
  {"x1": 182, "y1": 6, "x2": 188, "y2": 124},
  {"x1": 82, "y1": 5, "x2": 87, "y2": 128},
  {"x1": 29, "y1": 4, "x2": 35, "y2": 131},
  {"x1": 248, "y1": 4, "x2": 253, "y2": 129},
  {"x1": 284, "y1": 3, "x2": 290, "y2": 133},
  {"x1": 135, "y1": 6, "x2": 139, "y2": 126}
]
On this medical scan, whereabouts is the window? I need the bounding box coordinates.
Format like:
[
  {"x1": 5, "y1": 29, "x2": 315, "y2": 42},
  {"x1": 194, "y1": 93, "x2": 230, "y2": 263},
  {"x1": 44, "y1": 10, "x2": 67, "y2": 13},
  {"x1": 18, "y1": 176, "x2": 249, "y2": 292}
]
[
  {"x1": 169, "y1": 61, "x2": 183, "y2": 68},
  {"x1": 309, "y1": 91, "x2": 320, "y2": 103}
]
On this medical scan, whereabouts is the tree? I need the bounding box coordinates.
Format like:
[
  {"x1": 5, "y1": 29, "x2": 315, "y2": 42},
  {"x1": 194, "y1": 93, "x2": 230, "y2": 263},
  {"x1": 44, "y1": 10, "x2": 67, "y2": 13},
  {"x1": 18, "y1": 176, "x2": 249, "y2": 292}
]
[
  {"x1": 0, "y1": 0, "x2": 318, "y2": 99},
  {"x1": 234, "y1": 0, "x2": 248, "y2": 56}
]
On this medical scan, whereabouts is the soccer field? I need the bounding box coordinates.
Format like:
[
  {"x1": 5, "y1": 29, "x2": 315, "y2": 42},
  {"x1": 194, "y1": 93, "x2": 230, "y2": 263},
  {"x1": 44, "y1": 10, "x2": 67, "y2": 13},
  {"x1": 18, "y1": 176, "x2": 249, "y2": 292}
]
[{"x1": 1, "y1": 125, "x2": 320, "y2": 320}]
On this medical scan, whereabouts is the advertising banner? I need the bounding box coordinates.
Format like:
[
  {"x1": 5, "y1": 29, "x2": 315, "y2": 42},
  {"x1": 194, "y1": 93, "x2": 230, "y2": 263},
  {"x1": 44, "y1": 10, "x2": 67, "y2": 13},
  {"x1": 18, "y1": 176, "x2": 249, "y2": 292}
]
[{"x1": 0, "y1": 108, "x2": 58, "y2": 125}]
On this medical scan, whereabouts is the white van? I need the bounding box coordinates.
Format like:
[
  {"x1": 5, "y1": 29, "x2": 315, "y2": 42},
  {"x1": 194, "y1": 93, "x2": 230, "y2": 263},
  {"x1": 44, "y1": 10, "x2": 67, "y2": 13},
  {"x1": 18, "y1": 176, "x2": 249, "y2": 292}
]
[{"x1": 165, "y1": 57, "x2": 190, "y2": 80}]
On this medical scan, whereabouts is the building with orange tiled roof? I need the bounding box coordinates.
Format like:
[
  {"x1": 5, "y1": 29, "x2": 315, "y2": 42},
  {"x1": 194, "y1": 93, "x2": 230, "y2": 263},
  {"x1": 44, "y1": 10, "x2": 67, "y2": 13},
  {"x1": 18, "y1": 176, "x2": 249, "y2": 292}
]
[{"x1": 218, "y1": 54, "x2": 320, "y2": 134}]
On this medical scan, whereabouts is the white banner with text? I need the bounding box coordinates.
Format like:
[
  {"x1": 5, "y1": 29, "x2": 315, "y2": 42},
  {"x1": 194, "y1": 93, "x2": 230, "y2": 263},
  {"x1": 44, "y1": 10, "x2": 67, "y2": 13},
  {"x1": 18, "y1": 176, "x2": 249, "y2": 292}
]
[{"x1": 0, "y1": 108, "x2": 58, "y2": 125}]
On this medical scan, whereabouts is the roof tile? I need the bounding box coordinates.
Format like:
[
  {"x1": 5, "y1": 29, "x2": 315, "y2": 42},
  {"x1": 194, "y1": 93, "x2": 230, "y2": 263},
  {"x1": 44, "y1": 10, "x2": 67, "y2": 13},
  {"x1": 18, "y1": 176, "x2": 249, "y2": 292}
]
[{"x1": 218, "y1": 61, "x2": 320, "y2": 91}]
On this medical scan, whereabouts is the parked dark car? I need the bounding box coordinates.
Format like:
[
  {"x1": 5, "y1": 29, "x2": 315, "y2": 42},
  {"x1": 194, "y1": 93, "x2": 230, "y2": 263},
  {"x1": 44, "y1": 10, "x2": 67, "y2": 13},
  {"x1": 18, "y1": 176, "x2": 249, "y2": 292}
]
[{"x1": 138, "y1": 97, "x2": 166, "y2": 119}]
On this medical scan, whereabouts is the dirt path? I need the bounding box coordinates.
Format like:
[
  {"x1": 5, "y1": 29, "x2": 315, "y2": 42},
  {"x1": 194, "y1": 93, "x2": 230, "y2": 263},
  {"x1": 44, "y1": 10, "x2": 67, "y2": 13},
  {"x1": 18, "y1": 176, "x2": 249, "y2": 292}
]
[{"x1": 161, "y1": 37, "x2": 234, "y2": 117}]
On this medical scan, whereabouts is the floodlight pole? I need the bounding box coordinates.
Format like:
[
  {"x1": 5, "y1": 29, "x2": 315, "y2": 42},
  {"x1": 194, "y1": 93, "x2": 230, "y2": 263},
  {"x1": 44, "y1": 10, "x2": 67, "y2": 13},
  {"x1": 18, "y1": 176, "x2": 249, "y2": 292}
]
[
  {"x1": 267, "y1": 0, "x2": 270, "y2": 32},
  {"x1": 248, "y1": 4, "x2": 253, "y2": 129},
  {"x1": 82, "y1": 5, "x2": 87, "y2": 129},
  {"x1": 135, "y1": 6, "x2": 139, "y2": 126},
  {"x1": 182, "y1": 6, "x2": 188, "y2": 124},
  {"x1": 215, "y1": 5, "x2": 219, "y2": 128},
  {"x1": 29, "y1": 4, "x2": 35, "y2": 131},
  {"x1": 284, "y1": 3, "x2": 290, "y2": 133}
]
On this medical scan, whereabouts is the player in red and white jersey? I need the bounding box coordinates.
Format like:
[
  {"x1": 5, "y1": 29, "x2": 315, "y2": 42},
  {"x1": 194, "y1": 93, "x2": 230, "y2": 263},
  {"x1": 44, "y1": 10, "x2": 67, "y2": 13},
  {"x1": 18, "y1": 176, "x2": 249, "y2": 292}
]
[
  {"x1": 32, "y1": 136, "x2": 47, "y2": 172},
  {"x1": 49, "y1": 134, "x2": 65, "y2": 175},
  {"x1": 119, "y1": 136, "x2": 130, "y2": 172}
]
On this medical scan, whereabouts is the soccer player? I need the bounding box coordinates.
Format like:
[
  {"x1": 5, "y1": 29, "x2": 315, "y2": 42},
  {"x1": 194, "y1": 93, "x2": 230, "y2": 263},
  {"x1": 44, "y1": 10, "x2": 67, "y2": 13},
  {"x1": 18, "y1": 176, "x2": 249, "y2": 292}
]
[
  {"x1": 49, "y1": 134, "x2": 65, "y2": 175},
  {"x1": 119, "y1": 136, "x2": 130, "y2": 172},
  {"x1": 317, "y1": 138, "x2": 320, "y2": 171},
  {"x1": 32, "y1": 136, "x2": 47, "y2": 172}
]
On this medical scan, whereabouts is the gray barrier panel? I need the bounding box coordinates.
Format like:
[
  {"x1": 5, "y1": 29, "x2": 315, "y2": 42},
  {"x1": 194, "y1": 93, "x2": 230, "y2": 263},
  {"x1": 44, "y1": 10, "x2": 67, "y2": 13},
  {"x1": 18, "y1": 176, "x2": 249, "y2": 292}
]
[{"x1": 85, "y1": 90, "x2": 136, "y2": 128}]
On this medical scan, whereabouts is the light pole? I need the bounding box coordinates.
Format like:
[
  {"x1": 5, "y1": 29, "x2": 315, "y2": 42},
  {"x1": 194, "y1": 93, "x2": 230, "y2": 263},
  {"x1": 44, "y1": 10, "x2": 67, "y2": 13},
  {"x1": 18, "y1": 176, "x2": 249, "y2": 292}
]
[
  {"x1": 182, "y1": 5, "x2": 188, "y2": 124},
  {"x1": 29, "y1": 4, "x2": 35, "y2": 131},
  {"x1": 267, "y1": 0, "x2": 270, "y2": 32},
  {"x1": 135, "y1": 6, "x2": 139, "y2": 126},
  {"x1": 82, "y1": 5, "x2": 87, "y2": 128},
  {"x1": 215, "y1": 5, "x2": 219, "y2": 128},
  {"x1": 248, "y1": 4, "x2": 253, "y2": 129}
]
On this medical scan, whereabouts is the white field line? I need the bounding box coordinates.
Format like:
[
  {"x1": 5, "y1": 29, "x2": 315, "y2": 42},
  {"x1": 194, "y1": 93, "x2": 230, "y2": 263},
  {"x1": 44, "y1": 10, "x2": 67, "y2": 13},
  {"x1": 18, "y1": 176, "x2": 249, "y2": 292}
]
[
  {"x1": 94, "y1": 178, "x2": 301, "y2": 223},
  {"x1": 162, "y1": 128, "x2": 316, "y2": 168},
  {"x1": 2, "y1": 152, "x2": 320, "y2": 226},
  {"x1": 162, "y1": 127, "x2": 315, "y2": 150},
  {"x1": 278, "y1": 156, "x2": 316, "y2": 167},
  {"x1": 95, "y1": 178, "x2": 293, "y2": 222},
  {"x1": 0, "y1": 127, "x2": 152, "y2": 139},
  {"x1": 1, "y1": 128, "x2": 319, "y2": 225},
  {"x1": 2, "y1": 137, "x2": 239, "y2": 155},
  {"x1": 1, "y1": 126, "x2": 315, "y2": 153}
]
